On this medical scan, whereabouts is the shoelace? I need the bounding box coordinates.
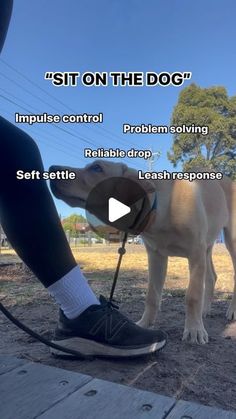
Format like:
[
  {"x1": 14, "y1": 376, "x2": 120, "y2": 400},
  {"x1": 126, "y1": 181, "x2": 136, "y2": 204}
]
[{"x1": 99, "y1": 295, "x2": 119, "y2": 310}]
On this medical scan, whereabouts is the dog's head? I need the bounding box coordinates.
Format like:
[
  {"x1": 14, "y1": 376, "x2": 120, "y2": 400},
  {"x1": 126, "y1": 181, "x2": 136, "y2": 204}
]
[
  {"x1": 50, "y1": 160, "x2": 126, "y2": 208},
  {"x1": 50, "y1": 160, "x2": 156, "y2": 233},
  {"x1": 50, "y1": 159, "x2": 154, "y2": 207}
]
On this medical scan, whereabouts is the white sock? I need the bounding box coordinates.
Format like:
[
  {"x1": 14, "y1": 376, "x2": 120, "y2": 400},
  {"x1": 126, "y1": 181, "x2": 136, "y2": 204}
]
[{"x1": 48, "y1": 265, "x2": 100, "y2": 319}]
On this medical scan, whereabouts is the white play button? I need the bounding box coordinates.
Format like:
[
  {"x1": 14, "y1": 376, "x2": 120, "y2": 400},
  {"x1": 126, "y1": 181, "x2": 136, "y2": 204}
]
[{"x1": 108, "y1": 197, "x2": 131, "y2": 222}]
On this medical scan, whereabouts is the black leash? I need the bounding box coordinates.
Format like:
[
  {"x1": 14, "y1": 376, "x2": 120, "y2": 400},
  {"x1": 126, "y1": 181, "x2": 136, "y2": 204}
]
[
  {"x1": 0, "y1": 234, "x2": 128, "y2": 358},
  {"x1": 0, "y1": 301, "x2": 89, "y2": 358},
  {"x1": 109, "y1": 232, "x2": 128, "y2": 301}
]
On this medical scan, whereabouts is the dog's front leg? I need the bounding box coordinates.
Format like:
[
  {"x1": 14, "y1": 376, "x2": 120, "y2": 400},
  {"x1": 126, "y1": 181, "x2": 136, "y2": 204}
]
[
  {"x1": 137, "y1": 250, "x2": 168, "y2": 328},
  {"x1": 183, "y1": 249, "x2": 208, "y2": 344}
]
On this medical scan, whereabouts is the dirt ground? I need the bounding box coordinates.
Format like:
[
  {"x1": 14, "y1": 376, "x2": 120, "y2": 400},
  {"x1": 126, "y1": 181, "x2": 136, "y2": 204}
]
[{"x1": 0, "y1": 244, "x2": 236, "y2": 412}]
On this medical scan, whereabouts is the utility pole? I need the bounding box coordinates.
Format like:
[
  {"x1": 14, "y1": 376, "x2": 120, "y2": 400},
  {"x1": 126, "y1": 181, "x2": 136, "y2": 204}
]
[{"x1": 147, "y1": 149, "x2": 161, "y2": 171}]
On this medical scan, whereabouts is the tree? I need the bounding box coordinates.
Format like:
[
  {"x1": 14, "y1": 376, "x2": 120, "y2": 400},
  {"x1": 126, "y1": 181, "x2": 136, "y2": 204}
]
[
  {"x1": 62, "y1": 213, "x2": 87, "y2": 237},
  {"x1": 168, "y1": 84, "x2": 236, "y2": 179}
]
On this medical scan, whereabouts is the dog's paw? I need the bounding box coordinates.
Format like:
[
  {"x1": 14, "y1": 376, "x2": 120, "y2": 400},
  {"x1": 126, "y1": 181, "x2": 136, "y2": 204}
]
[
  {"x1": 226, "y1": 304, "x2": 236, "y2": 321},
  {"x1": 182, "y1": 326, "x2": 209, "y2": 344},
  {"x1": 136, "y1": 316, "x2": 153, "y2": 328}
]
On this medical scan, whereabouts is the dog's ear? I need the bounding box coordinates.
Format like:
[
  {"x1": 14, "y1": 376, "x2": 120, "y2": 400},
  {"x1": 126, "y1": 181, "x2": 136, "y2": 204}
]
[
  {"x1": 122, "y1": 166, "x2": 156, "y2": 195},
  {"x1": 118, "y1": 165, "x2": 157, "y2": 234},
  {"x1": 120, "y1": 163, "x2": 128, "y2": 175}
]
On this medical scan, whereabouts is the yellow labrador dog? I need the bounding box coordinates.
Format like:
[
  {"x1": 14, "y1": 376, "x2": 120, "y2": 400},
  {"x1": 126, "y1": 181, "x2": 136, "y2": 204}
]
[{"x1": 50, "y1": 160, "x2": 236, "y2": 344}]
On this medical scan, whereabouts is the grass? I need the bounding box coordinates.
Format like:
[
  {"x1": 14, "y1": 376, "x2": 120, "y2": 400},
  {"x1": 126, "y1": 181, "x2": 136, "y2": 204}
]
[
  {"x1": 0, "y1": 243, "x2": 234, "y2": 305},
  {"x1": 72, "y1": 243, "x2": 234, "y2": 294}
]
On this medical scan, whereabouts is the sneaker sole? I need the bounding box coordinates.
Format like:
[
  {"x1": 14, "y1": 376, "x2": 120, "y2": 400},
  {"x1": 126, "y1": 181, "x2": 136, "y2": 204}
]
[{"x1": 50, "y1": 337, "x2": 167, "y2": 359}]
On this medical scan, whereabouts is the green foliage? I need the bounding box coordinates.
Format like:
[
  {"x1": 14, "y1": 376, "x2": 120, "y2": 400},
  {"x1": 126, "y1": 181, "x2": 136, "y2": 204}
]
[
  {"x1": 168, "y1": 84, "x2": 236, "y2": 179},
  {"x1": 62, "y1": 213, "x2": 87, "y2": 236}
]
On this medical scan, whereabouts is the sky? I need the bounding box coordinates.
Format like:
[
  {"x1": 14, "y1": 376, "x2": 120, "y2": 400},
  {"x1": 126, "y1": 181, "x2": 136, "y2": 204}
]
[{"x1": 1, "y1": 0, "x2": 236, "y2": 217}]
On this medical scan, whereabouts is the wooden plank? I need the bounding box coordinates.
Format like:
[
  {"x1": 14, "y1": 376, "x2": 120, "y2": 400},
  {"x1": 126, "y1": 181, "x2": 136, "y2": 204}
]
[
  {"x1": 0, "y1": 355, "x2": 29, "y2": 375},
  {"x1": 167, "y1": 399, "x2": 236, "y2": 419},
  {"x1": 2, "y1": 358, "x2": 235, "y2": 419},
  {"x1": 39, "y1": 377, "x2": 175, "y2": 419},
  {"x1": 0, "y1": 362, "x2": 93, "y2": 419}
]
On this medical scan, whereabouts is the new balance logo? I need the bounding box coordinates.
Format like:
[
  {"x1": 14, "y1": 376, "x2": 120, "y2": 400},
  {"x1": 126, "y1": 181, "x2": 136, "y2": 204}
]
[{"x1": 89, "y1": 313, "x2": 128, "y2": 341}]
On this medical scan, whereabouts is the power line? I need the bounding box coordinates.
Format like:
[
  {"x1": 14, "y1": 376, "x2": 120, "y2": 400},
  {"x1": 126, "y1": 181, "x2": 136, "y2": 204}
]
[
  {"x1": 0, "y1": 86, "x2": 42, "y2": 114},
  {"x1": 0, "y1": 104, "x2": 88, "y2": 158},
  {"x1": 0, "y1": 104, "x2": 140, "y2": 170},
  {"x1": 0, "y1": 107, "x2": 86, "y2": 163},
  {"x1": 0, "y1": 64, "x2": 146, "y2": 169},
  {"x1": 0, "y1": 86, "x2": 114, "y2": 152},
  {"x1": 0, "y1": 71, "x2": 106, "y2": 148},
  {"x1": 0, "y1": 94, "x2": 83, "y2": 155},
  {"x1": 0, "y1": 92, "x2": 100, "y2": 148},
  {"x1": 0, "y1": 70, "x2": 62, "y2": 114},
  {"x1": 0, "y1": 90, "x2": 140, "y2": 169},
  {"x1": 0, "y1": 58, "x2": 137, "y2": 148},
  {"x1": 0, "y1": 68, "x2": 132, "y2": 152}
]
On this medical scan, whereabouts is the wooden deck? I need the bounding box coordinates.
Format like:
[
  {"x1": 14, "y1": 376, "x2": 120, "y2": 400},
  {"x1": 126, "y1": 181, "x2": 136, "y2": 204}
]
[{"x1": 0, "y1": 355, "x2": 236, "y2": 419}]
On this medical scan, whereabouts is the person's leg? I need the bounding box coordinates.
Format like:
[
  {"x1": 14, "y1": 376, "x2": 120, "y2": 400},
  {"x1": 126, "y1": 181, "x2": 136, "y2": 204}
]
[
  {"x1": 0, "y1": 116, "x2": 99, "y2": 318},
  {"x1": 0, "y1": 117, "x2": 75, "y2": 285}
]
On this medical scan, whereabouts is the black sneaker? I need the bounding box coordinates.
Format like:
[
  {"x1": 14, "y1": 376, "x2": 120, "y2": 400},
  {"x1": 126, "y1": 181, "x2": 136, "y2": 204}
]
[{"x1": 51, "y1": 296, "x2": 167, "y2": 359}]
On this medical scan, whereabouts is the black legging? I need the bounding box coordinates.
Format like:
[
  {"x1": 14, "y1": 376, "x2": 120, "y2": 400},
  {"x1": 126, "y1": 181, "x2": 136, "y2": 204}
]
[{"x1": 0, "y1": 116, "x2": 77, "y2": 287}]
